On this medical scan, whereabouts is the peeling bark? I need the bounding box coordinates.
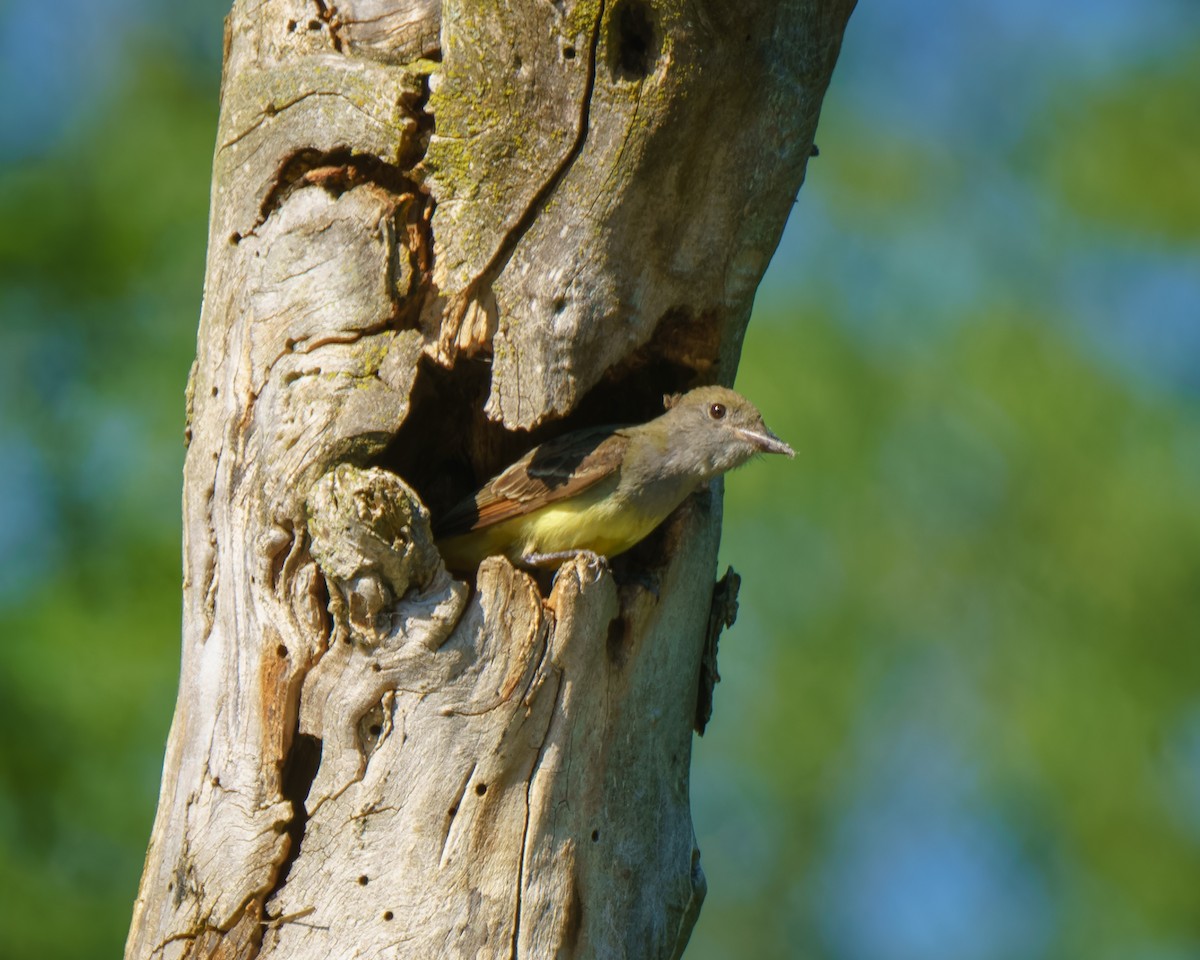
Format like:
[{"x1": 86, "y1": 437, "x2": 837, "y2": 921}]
[{"x1": 126, "y1": 1, "x2": 854, "y2": 957}]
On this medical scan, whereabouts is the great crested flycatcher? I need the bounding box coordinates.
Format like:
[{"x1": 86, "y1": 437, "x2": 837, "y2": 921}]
[{"x1": 435, "y1": 385, "x2": 794, "y2": 571}]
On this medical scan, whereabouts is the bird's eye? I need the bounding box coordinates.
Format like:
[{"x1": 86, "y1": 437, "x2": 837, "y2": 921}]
[{"x1": 709, "y1": 403, "x2": 727, "y2": 420}]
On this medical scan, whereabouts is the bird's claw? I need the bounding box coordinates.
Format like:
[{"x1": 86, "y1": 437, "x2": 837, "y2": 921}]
[
  {"x1": 575, "y1": 549, "x2": 610, "y2": 579},
  {"x1": 522, "y1": 549, "x2": 610, "y2": 583}
]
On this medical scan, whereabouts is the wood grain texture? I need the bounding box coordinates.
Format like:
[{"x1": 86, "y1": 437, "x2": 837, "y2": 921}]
[
  {"x1": 425, "y1": 0, "x2": 855, "y2": 428},
  {"x1": 126, "y1": 0, "x2": 854, "y2": 957}
]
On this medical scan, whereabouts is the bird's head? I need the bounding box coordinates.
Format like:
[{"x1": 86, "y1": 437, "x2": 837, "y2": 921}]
[{"x1": 661, "y1": 385, "x2": 794, "y2": 478}]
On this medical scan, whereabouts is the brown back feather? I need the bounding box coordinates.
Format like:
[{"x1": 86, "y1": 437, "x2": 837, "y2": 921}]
[{"x1": 435, "y1": 425, "x2": 630, "y2": 537}]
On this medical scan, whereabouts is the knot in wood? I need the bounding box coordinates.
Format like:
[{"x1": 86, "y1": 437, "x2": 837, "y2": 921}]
[{"x1": 307, "y1": 463, "x2": 439, "y2": 643}]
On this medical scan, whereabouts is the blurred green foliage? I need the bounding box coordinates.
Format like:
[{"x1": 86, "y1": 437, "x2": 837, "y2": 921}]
[
  {"x1": 1037, "y1": 49, "x2": 1200, "y2": 242},
  {"x1": 696, "y1": 309, "x2": 1200, "y2": 958},
  {"x1": 0, "y1": 44, "x2": 216, "y2": 957},
  {"x1": 1, "y1": 5, "x2": 1198, "y2": 960}
]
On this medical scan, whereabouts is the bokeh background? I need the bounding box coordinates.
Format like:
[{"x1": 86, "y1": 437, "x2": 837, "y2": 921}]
[{"x1": 2, "y1": 0, "x2": 1198, "y2": 956}]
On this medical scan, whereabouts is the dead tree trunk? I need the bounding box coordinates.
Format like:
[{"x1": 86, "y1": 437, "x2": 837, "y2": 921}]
[{"x1": 126, "y1": 1, "x2": 854, "y2": 957}]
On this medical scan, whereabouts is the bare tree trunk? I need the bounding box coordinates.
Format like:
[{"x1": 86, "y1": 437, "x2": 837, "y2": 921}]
[{"x1": 126, "y1": 1, "x2": 854, "y2": 957}]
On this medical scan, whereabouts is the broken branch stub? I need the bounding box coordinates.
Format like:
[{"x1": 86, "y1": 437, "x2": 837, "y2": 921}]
[{"x1": 126, "y1": 0, "x2": 854, "y2": 957}]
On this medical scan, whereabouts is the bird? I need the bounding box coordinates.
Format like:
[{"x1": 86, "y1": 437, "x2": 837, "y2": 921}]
[{"x1": 434, "y1": 385, "x2": 794, "y2": 572}]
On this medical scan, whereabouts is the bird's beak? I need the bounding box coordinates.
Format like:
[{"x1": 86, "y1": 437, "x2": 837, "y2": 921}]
[{"x1": 736, "y1": 426, "x2": 795, "y2": 458}]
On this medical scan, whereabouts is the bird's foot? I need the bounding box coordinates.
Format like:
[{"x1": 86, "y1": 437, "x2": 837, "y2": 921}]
[{"x1": 522, "y1": 549, "x2": 610, "y2": 581}]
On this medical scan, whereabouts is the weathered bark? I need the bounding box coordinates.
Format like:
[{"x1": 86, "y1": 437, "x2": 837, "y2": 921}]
[{"x1": 126, "y1": 0, "x2": 854, "y2": 957}]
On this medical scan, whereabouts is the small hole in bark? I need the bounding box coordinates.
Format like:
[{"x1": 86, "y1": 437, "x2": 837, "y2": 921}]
[
  {"x1": 358, "y1": 875, "x2": 369, "y2": 886},
  {"x1": 513, "y1": 54, "x2": 522, "y2": 70},
  {"x1": 228, "y1": 231, "x2": 241, "y2": 245},
  {"x1": 553, "y1": 296, "x2": 567, "y2": 313},
  {"x1": 382, "y1": 911, "x2": 394, "y2": 921},
  {"x1": 211, "y1": 386, "x2": 218, "y2": 397},
  {"x1": 563, "y1": 44, "x2": 576, "y2": 59},
  {"x1": 287, "y1": 19, "x2": 297, "y2": 32},
  {"x1": 276, "y1": 644, "x2": 288, "y2": 658},
  {"x1": 475, "y1": 783, "x2": 487, "y2": 796},
  {"x1": 448, "y1": 805, "x2": 458, "y2": 817},
  {"x1": 308, "y1": 19, "x2": 321, "y2": 30},
  {"x1": 609, "y1": 0, "x2": 659, "y2": 80},
  {"x1": 606, "y1": 616, "x2": 630, "y2": 666},
  {"x1": 369, "y1": 723, "x2": 382, "y2": 737},
  {"x1": 371, "y1": 662, "x2": 381, "y2": 671},
  {"x1": 591, "y1": 829, "x2": 600, "y2": 842}
]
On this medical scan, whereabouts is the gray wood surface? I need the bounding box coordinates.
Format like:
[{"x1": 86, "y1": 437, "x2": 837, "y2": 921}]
[{"x1": 126, "y1": 1, "x2": 854, "y2": 957}]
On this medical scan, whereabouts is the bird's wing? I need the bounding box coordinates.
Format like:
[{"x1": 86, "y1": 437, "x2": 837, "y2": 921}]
[{"x1": 435, "y1": 425, "x2": 631, "y2": 537}]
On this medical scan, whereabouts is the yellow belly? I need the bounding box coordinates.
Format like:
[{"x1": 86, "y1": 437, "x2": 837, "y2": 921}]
[{"x1": 437, "y1": 485, "x2": 672, "y2": 571}]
